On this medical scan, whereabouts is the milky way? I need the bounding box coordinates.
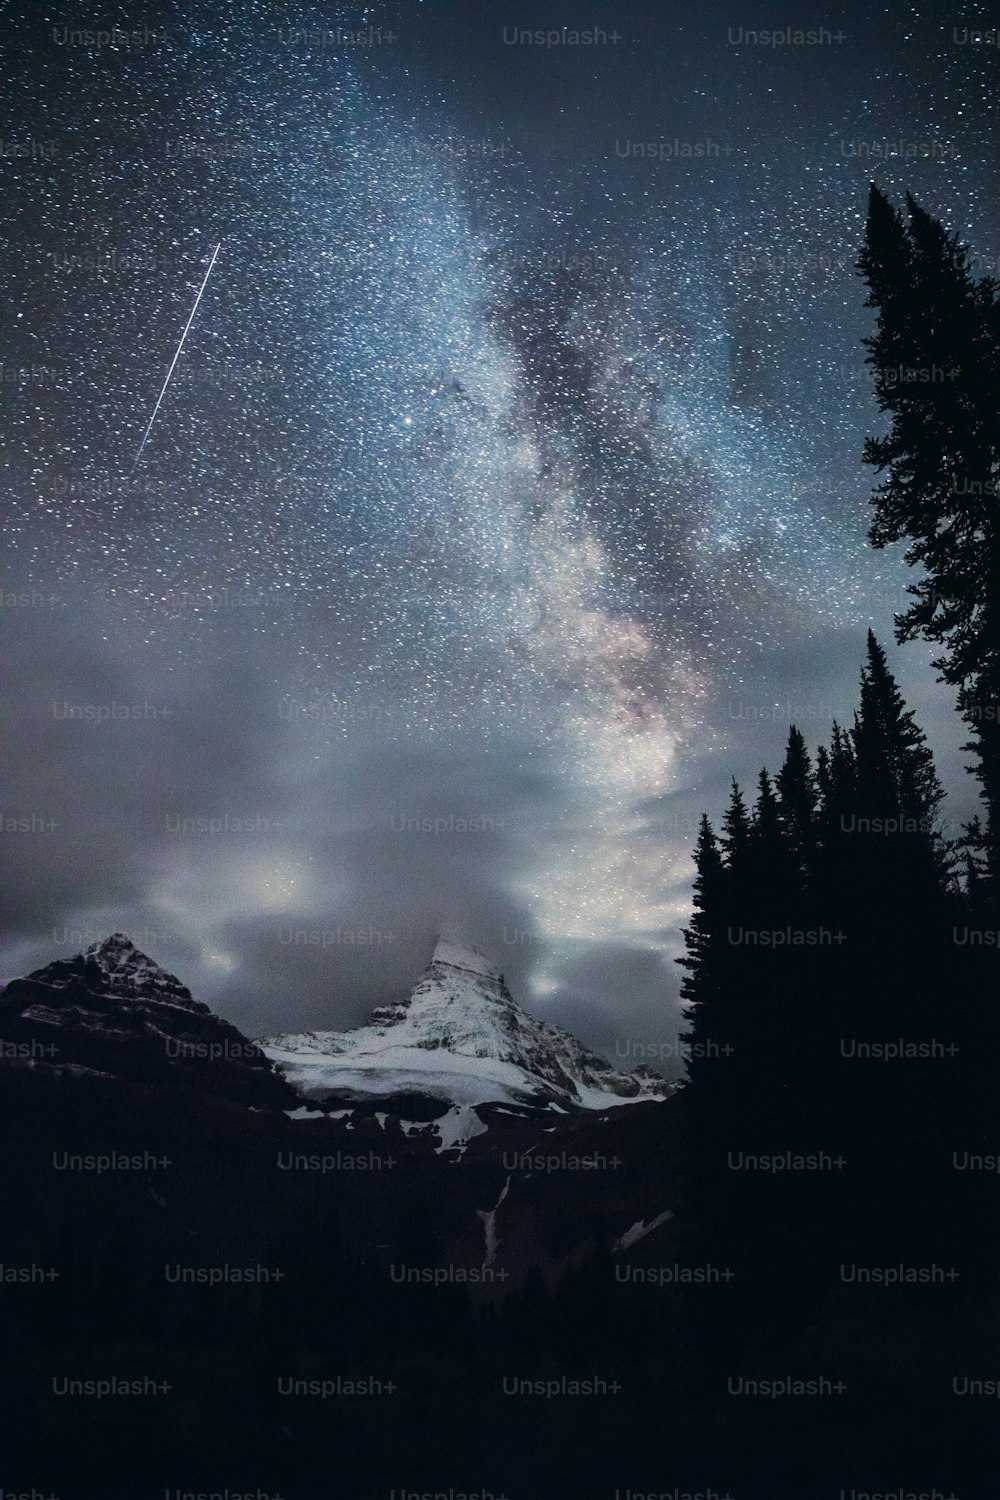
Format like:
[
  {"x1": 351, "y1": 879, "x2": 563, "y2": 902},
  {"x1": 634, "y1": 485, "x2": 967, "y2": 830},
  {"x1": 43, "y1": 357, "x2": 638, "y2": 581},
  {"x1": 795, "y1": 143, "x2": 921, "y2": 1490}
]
[{"x1": 1, "y1": 0, "x2": 994, "y2": 1064}]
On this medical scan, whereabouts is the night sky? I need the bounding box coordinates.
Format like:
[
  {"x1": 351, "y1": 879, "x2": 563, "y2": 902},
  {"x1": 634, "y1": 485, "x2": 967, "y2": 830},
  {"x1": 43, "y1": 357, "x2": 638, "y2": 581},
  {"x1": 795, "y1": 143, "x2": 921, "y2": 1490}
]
[{"x1": 2, "y1": 0, "x2": 995, "y2": 1069}]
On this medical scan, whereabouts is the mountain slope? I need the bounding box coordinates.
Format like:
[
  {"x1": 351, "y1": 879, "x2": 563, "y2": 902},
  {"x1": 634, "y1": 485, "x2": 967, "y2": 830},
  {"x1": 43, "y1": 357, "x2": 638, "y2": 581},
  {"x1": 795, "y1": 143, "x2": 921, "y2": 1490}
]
[
  {"x1": 0, "y1": 933, "x2": 298, "y2": 1110},
  {"x1": 260, "y1": 936, "x2": 669, "y2": 1121}
]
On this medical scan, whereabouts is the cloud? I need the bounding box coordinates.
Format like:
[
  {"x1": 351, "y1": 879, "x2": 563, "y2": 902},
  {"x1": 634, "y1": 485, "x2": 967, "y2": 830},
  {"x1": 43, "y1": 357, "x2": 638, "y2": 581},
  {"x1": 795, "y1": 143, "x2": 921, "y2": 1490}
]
[{"x1": 534, "y1": 939, "x2": 687, "y2": 1081}]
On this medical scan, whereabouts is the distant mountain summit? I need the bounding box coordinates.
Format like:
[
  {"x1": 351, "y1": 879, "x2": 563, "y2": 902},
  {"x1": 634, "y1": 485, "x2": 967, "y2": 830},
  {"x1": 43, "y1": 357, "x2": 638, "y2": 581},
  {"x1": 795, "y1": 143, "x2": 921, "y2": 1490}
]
[
  {"x1": 260, "y1": 935, "x2": 669, "y2": 1143},
  {"x1": 0, "y1": 932, "x2": 669, "y2": 1146},
  {"x1": 0, "y1": 933, "x2": 680, "y2": 1296},
  {"x1": 36, "y1": 931, "x2": 202, "y2": 1007},
  {"x1": 0, "y1": 933, "x2": 297, "y2": 1110}
]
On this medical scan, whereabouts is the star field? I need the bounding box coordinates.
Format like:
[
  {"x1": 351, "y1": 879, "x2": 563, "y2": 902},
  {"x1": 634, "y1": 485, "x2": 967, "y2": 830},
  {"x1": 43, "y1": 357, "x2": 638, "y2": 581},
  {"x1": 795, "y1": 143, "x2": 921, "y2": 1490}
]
[{"x1": 1, "y1": 0, "x2": 994, "y2": 1059}]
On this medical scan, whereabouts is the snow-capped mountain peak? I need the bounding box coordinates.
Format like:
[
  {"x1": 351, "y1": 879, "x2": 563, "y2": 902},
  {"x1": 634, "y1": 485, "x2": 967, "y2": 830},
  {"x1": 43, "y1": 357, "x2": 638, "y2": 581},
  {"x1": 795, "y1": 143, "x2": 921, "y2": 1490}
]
[
  {"x1": 260, "y1": 934, "x2": 670, "y2": 1121},
  {"x1": 428, "y1": 936, "x2": 501, "y2": 982}
]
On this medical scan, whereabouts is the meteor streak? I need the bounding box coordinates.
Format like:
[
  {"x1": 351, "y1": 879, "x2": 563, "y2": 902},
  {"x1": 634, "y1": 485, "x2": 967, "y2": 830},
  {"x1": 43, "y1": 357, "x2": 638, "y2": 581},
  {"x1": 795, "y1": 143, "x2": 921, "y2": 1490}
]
[{"x1": 130, "y1": 241, "x2": 221, "y2": 474}]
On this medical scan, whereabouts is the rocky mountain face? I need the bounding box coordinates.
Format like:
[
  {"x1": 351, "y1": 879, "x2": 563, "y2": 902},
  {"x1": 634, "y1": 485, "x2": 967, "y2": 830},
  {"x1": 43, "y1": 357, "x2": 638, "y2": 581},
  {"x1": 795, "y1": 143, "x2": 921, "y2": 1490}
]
[
  {"x1": 260, "y1": 935, "x2": 670, "y2": 1148},
  {"x1": 0, "y1": 932, "x2": 678, "y2": 1277},
  {"x1": 0, "y1": 930, "x2": 684, "y2": 1487},
  {"x1": 0, "y1": 932, "x2": 298, "y2": 1110}
]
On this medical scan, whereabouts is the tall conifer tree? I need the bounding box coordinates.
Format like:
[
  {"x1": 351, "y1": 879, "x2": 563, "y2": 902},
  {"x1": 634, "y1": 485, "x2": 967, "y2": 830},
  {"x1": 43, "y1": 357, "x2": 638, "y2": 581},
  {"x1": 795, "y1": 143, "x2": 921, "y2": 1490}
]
[{"x1": 858, "y1": 186, "x2": 1000, "y2": 889}]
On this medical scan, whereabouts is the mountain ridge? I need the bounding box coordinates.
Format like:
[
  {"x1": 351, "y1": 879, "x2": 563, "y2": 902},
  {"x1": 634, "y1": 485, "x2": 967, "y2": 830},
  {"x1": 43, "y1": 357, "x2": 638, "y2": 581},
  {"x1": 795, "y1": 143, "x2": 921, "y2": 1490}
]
[
  {"x1": 0, "y1": 932, "x2": 298, "y2": 1110},
  {"x1": 260, "y1": 934, "x2": 670, "y2": 1136},
  {"x1": 0, "y1": 932, "x2": 670, "y2": 1149}
]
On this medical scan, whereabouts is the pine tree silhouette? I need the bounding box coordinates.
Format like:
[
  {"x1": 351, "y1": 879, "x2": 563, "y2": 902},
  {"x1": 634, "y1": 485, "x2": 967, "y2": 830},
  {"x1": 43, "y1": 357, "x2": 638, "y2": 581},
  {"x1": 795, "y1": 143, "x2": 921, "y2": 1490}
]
[
  {"x1": 720, "y1": 776, "x2": 751, "y2": 865},
  {"x1": 676, "y1": 635, "x2": 972, "y2": 1295},
  {"x1": 858, "y1": 185, "x2": 1000, "y2": 895},
  {"x1": 678, "y1": 813, "x2": 725, "y2": 1011},
  {"x1": 776, "y1": 726, "x2": 818, "y2": 880},
  {"x1": 848, "y1": 629, "x2": 949, "y2": 931}
]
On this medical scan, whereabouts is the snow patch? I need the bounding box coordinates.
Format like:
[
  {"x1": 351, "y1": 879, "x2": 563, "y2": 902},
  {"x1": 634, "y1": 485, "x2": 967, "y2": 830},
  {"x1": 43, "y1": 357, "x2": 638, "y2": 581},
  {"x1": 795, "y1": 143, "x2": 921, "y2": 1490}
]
[
  {"x1": 476, "y1": 1172, "x2": 513, "y2": 1267},
  {"x1": 613, "y1": 1209, "x2": 675, "y2": 1252},
  {"x1": 434, "y1": 1103, "x2": 489, "y2": 1154}
]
